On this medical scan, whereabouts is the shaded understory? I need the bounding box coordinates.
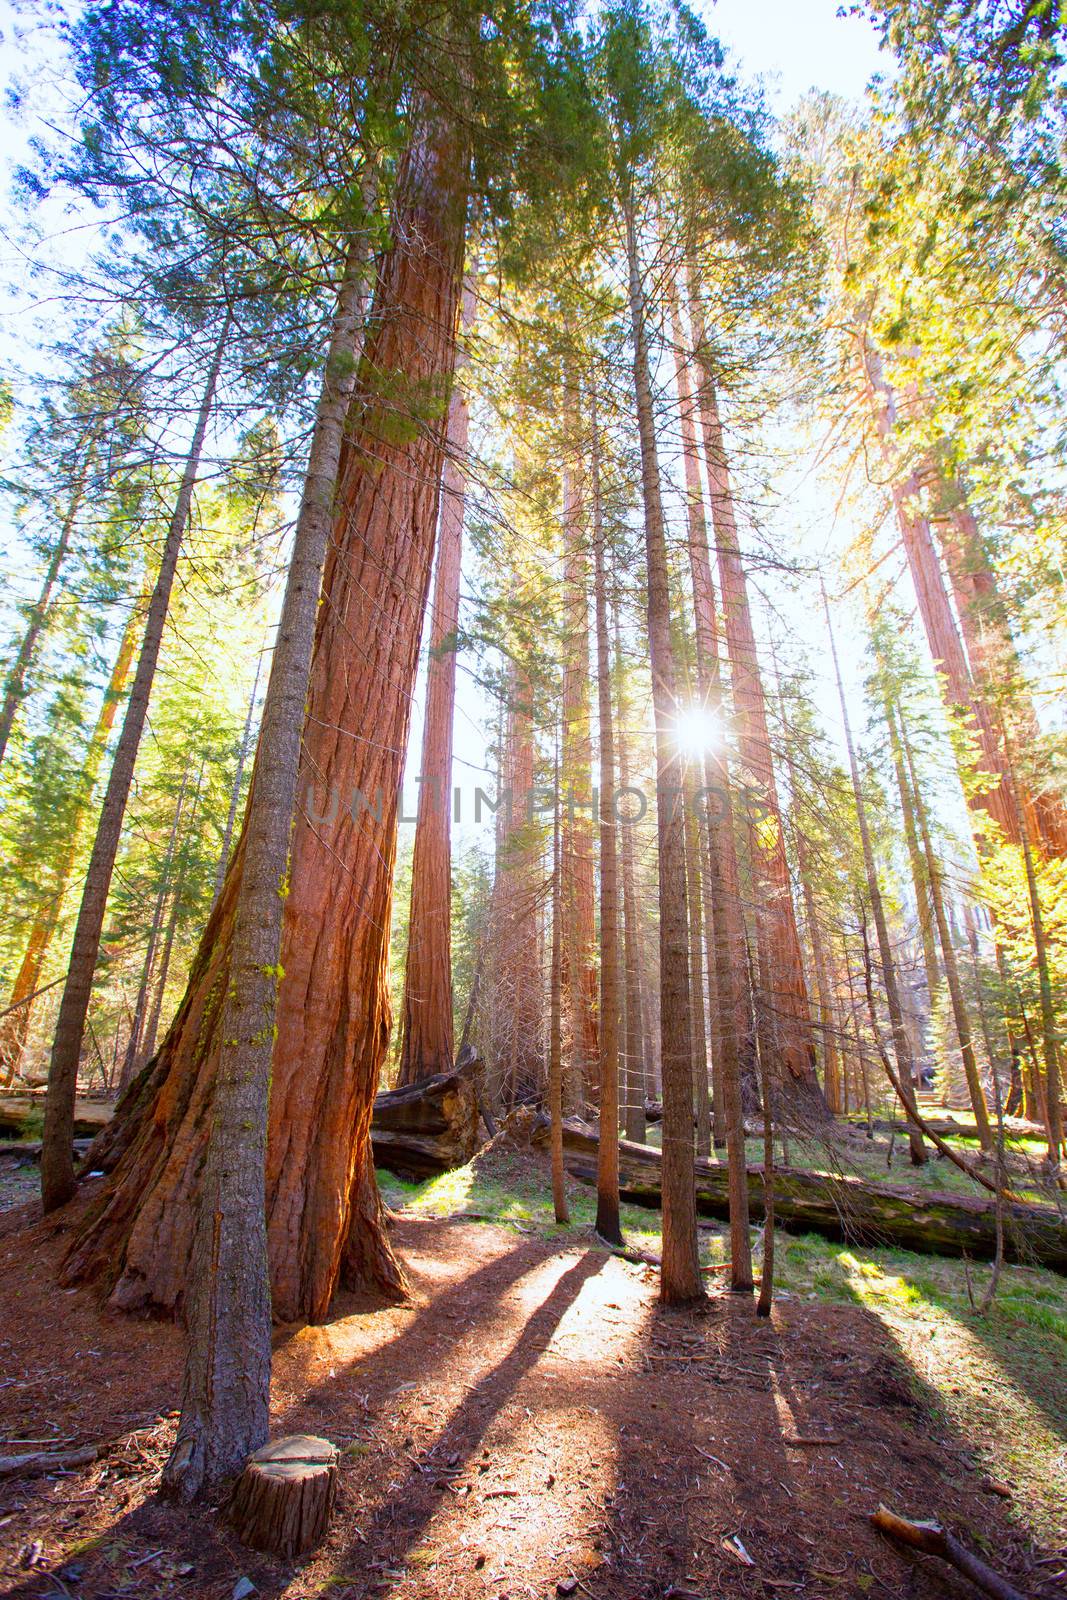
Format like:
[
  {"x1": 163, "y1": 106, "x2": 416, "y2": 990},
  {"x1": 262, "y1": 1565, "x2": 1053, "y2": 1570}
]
[{"x1": 0, "y1": 1140, "x2": 1062, "y2": 1600}]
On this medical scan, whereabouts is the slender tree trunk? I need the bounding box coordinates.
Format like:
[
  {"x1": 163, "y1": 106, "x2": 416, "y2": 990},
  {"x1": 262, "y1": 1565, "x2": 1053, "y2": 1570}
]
[
  {"x1": 896, "y1": 708, "x2": 994, "y2": 1151},
  {"x1": 560, "y1": 376, "x2": 599, "y2": 1109},
  {"x1": 141, "y1": 765, "x2": 204, "y2": 1066},
  {"x1": 771, "y1": 668, "x2": 843, "y2": 1115},
  {"x1": 614, "y1": 601, "x2": 648, "y2": 1145},
  {"x1": 591, "y1": 398, "x2": 621, "y2": 1243},
  {"x1": 668, "y1": 283, "x2": 741, "y2": 1149},
  {"x1": 0, "y1": 581, "x2": 143, "y2": 1082},
  {"x1": 687, "y1": 276, "x2": 823, "y2": 1115},
  {"x1": 549, "y1": 746, "x2": 568, "y2": 1225},
  {"x1": 397, "y1": 263, "x2": 478, "y2": 1086},
  {"x1": 1006, "y1": 751, "x2": 1064, "y2": 1164},
  {"x1": 0, "y1": 445, "x2": 93, "y2": 772},
  {"x1": 120, "y1": 769, "x2": 190, "y2": 1088},
  {"x1": 485, "y1": 664, "x2": 544, "y2": 1107},
  {"x1": 884, "y1": 694, "x2": 940, "y2": 1002},
  {"x1": 823, "y1": 585, "x2": 926, "y2": 1164},
  {"x1": 65, "y1": 125, "x2": 468, "y2": 1324},
  {"x1": 212, "y1": 644, "x2": 264, "y2": 909},
  {"x1": 42, "y1": 317, "x2": 229, "y2": 1212},
  {"x1": 684, "y1": 762, "x2": 711, "y2": 1155},
  {"x1": 624, "y1": 198, "x2": 701, "y2": 1303}
]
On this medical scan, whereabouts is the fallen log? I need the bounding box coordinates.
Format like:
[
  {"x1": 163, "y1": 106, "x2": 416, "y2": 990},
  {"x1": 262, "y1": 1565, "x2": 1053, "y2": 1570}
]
[
  {"x1": 0, "y1": 1093, "x2": 112, "y2": 1141},
  {"x1": 370, "y1": 1065, "x2": 480, "y2": 1180},
  {"x1": 560, "y1": 1122, "x2": 1067, "y2": 1273},
  {"x1": 871, "y1": 1504, "x2": 1027, "y2": 1600},
  {"x1": 67, "y1": 1067, "x2": 481, "y2": 1184}
]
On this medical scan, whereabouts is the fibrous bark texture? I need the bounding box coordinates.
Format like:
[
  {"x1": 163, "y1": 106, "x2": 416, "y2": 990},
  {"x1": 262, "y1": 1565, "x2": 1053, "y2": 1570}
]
[
  {"x1": 397, "y1": 266, "x2": 478, "y2": 1087},
  {"x1": 63, "y1": 117, "x2": 468, "y2": 1323}
]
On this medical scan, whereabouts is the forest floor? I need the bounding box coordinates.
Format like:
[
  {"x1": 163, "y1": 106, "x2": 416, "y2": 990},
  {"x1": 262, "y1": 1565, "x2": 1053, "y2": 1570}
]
[{"x1": 0, "y1": 1140, "x2": 1064, "y2": 1600}]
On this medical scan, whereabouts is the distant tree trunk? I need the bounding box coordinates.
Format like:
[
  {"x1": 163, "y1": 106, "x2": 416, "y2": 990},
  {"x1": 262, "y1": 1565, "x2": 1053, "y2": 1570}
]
[
  {"x1": 397, "y1": 262, "x2": 477, "y2": 1087},
  {"x1": 0, "y1": 580, "x2": 143, "y2": 1083},
  {"x1": 42, "y1": 316, "x2": 229, "y2": 1212},
  {"x1": 668, "y1": 282, "x2": 742, "y2": 1150},
  {"x1": 883, "y1": 693, "x2": 940, "y2": 1002},
  {"x1": 485, "y1": 664, "x2": 544, "y2": 1108},
  {"x1": 936, "y1": 490, "x2": 1067, "y2": 857},
  {"x1": 65, "y1": 123, "x2": 468, "y2": 1324},
  {"x1": 687, "y1": 276, "x2": 824, "y2": 1117},
  {"x1": 771, "y1": 667, "x2": 843, "y2": 1115},
  {"x1": 0, "y1": 444, "x2": 93, "y2": 772},
  {"x1": 860, "y1": 343, "x2": 1047, "y2": 857},
  {"x1": 560, "y1": 378, "x2": 599, "y2": 1109},
  {"x1": 1000, "y1": 725, "x2": 1065, "y2": 1164},
  {"x1": 823, "y1": 585, "x2": 926, "y2": 1165},
  {"x1": 591, "y1": 397, "x2": 621, "y2": 1244},
  {"x1": 624, "y1": 198, "x2": 701, "y2": 1304},
  {"x1": 120, "y1": 768, "x2": 190, "y2": 1088},
  {"x1": 212, "y1": 645, "x2": 264, "y2": 909},
  {"x1": 614, "y1": 601, "x2": 648, "y2": 1145},
  {"x1": 895, "y1": 707, "x2": 994, "y2": 1152},
  {"x1": 141, "y1": 765, "x2": 204, "y2": 1067}
]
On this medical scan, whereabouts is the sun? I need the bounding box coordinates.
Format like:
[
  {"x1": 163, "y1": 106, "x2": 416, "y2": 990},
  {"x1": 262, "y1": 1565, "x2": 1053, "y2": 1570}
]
[{"x1": 674, "y1": 704, "x2": 721, "y2": 756}]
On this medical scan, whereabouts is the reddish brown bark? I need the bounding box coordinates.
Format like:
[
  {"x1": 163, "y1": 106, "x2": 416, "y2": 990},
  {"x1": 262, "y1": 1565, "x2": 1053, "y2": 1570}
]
[
  {"x1": 62, "y1": 118, "x2": 468, "y2": 1322},
  {"x1": 397, "y1": 267, "x2": 478, "y2": 1087},
  {"x1": 861, "y1": 345, "x2": 1061, "y2": 860},
  {"x1": 687, "y1": 279, "x2": 824, "y2": 1117}
]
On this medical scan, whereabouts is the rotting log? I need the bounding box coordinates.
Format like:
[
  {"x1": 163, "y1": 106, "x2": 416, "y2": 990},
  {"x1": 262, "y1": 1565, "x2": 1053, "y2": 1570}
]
[
  {"x1": 0, "y1": 1094, "x2": 111, "y2": 1141},
  {"x1": 3, "y1": 1070, "x2": 481, "y2": 1183},
  {"x1": 369, "y1": 1065, "x2": 480, "y2": 1180},
  {"x1": 228, "y1": 1435, "x2": 338, "y2": 1558},
  {"x1": 559, "y1": 1121, "x2": 1067, "y2": 1273}
]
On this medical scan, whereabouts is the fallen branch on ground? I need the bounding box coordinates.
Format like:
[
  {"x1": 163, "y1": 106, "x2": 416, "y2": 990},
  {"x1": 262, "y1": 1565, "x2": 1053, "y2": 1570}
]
[{"x1": 871, "y1": 1504, "x2": 1028, "y2": 1600}]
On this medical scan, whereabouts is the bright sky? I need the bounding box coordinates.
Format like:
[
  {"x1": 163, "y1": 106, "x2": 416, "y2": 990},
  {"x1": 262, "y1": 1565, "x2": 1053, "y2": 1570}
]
[{"x1": 701, "y1": 0, "x2": 887, "y2": 107}]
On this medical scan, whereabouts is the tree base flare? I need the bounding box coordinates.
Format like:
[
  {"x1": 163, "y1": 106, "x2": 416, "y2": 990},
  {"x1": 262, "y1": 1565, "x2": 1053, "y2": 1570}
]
[{"x1": 228, "y1": 1435, "x2": 338, "y2": 1558}]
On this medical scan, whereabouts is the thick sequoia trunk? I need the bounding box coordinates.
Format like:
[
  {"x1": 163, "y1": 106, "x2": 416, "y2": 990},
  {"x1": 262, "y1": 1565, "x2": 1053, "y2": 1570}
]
[
  {"x1": 559, "y1": 1122, "x2": 1067, "y2": 1273},
  {"x1": 0, "y1": 584, "x2": 142, "y2": 1084},
  {"x1": 43, "y1": 318, "x2": 229, "y2": 1213},
  {"x1": 686, "y1": 279, "x2": 824, "y2": 1117},
  {"x1": 624, "y1": 200, "x2": 701, "y2": 1304},
  {"x1": 396, "y1": 266, "x2": 477, "y2": 1087},
  {"x1": 560, "y1": 383, "x2": 599, "y2": 1108},
  {"x1": 63, "y1": 124, "x2": 468, "y2": 1323}
]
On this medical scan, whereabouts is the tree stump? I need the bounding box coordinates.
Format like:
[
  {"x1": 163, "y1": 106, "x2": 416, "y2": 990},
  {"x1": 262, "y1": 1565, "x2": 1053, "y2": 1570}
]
[{"x1": 228, "y1": 1435, "x2": 338, "y2": 1558}]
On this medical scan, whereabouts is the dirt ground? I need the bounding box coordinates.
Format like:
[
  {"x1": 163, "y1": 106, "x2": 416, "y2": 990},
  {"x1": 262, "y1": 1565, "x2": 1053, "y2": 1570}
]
[{"x1": 0, "y1": 1179, "x2": 1063, "y2": 1600}]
